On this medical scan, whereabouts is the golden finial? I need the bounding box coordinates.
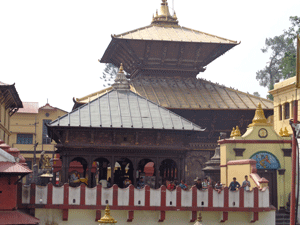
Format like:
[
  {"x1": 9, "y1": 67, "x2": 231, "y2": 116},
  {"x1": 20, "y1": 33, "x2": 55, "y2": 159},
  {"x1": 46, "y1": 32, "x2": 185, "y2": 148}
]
[
  {"x1": 279, "y1": 128, "x2": 284, "y2": 136},
  {"x1": 230, "y1": 127, "x2": 236, "y2": 138},
  {"x1": 234, "y1": 126, "x2": 241, "y2": 137},
  {"x1": 98, "y1": 205, "x2": 117, "y2": 224},
  {"x1": 248, "y1": 103, "x2": 270, "y2": 127},
  {"x1": 173, "y1": 11, "x2": 177, "y2": 20},
  {"x1": 119, "y1": 63, "x2": 124, "y2": 73},
  {"x1": 283, "y1": 127, "x2": 290, "y2": 137}
]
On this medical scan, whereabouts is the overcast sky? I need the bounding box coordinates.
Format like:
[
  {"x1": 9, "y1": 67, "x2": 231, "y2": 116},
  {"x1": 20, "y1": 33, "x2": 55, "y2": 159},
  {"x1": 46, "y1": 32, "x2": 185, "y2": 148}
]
[{"x1": 1, "y1": 0, "x2": 299, "y2": 112}]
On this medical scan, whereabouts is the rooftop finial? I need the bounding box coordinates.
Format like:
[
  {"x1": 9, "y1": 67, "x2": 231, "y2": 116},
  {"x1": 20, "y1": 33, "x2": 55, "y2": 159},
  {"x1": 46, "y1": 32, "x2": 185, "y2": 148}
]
[
  {"x1": 248, "y1": 103, "x2": 271, "y2": 127},
  {"x1": 112, "y1": 63, "x2": 130, "y2": 90},
  {"x1": 151, "y1": 0, "x2": 179, "y2": 26}
]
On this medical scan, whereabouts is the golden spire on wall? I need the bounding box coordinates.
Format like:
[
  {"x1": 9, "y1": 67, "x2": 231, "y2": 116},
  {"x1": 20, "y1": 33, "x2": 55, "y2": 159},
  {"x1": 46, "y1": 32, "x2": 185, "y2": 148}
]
[
  {"x1": 248, "y1": 103, "x2": 271, "y2": 127},
  {"x1": 98, "y1": 205, "x2": 117, "y2": 224}
]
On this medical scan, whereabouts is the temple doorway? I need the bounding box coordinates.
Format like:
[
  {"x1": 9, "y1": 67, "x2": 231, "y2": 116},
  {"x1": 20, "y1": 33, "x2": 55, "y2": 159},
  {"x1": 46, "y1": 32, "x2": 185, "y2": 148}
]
[
  {"x1": 137, "y1": 159, "x2": 155, "y2": 188},
  {"x1": 68, "y1": 157, "x2": 88, "y2": 187},
  {"x1": 257, "y1": 169, "x2": 277, "y2": 208},
  {"x1": 92, "y1": 158, "x2": 110, "y2": 187},
  {"x1": 159, "y1": 159, "x2": 178, "y2": 186},
  {"x1": 114, "y1": 158, "x2": 134, "y2": 188}
]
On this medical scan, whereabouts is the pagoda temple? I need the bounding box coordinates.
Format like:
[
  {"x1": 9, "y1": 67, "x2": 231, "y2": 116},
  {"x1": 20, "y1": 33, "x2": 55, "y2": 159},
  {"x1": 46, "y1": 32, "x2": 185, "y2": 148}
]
[{"x1": 72, "y1": 0, "x2": 273, "y2": 184}]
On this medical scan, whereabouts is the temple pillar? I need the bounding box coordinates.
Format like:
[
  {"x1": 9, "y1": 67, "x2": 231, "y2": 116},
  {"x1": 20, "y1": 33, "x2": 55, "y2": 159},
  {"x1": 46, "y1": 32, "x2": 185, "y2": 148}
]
[
  {"x1": 61, "y1": 155, "x2": 70, "y2": 184},
  {"x1": 133, "y1": 157, "x2": 137, "y2": 186},
  {"x1": 111, "y1": 156, "x2": 115, "y2": 185},
  {"x1": 88, "y1": 162, "x2": 92, "y2": 188}
]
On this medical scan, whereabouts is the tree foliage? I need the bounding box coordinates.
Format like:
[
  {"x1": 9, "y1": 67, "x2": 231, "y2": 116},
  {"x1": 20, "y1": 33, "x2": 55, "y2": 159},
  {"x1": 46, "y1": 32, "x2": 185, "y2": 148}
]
[
  {"x1": 100, "y1": 63, "x2": 119, "y2": 87},
  {"x1": 256, "y1": 16, "x2": 300, "y2": 99}
]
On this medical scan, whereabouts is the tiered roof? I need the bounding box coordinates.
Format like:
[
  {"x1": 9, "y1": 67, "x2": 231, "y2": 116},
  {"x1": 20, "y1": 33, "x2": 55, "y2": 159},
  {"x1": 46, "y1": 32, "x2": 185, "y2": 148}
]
[
  {"x1": 73, "y1": 78, "x2": 273, "y2": 110},
  {"x1": 100, "y1": 0, "x2": 239, "y2": 77}
]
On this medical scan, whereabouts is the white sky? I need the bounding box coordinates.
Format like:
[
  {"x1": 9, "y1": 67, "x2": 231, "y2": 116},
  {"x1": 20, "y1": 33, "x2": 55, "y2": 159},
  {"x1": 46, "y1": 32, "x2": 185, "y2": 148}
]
[{"x1": 1, "y1": 0, "x2": 299, "y2": 112}]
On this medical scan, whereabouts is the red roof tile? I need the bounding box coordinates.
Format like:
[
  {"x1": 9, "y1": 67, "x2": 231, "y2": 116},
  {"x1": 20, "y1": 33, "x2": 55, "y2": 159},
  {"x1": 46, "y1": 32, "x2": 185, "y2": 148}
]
[
  {"x1": 0, "y1": 162, "x2": 32, "y2": 174},
  {"x1": 0, "y1": 210, "x2": 40, "y2": 224},
  {"x1": 17, "y1": 102, "x2": 39, "y2": 114}
]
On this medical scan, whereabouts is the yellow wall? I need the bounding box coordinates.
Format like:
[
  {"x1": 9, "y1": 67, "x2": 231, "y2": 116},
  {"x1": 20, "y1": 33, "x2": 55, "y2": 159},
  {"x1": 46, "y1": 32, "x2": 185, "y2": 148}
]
[
  {"x1": 269, "y1": 76, "x2": 300, "y2": 135},
  {"x1": 9, "y1": 104, "x2": 67, "y2": 167},
  {"x1": 226, "y1": 164, "x2": 255, "y2": 190}
]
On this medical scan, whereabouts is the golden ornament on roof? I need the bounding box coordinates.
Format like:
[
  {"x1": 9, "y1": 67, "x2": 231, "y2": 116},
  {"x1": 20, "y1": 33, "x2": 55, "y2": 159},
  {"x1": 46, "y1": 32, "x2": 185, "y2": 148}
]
[
  {"x1": 230, "y1": 127, "x2": 235, "y2": 138},
  {"x1": 151, "y1": 0, "x2": 178, "y2": 26},
  {"x1": 98, "y1": 205, "x2": 117, "y2": 224},
  {"x1": 283, "y1": 127, "x2": 290, "y2": 137},
  {"x1": 234, "y1": 126, "x2": 241, "y2": 137},
  {"x1": 279, "y1": 128, "x2": 284, "y2": 137},
  {"x1": 248, "y1": 103, "x2": 270, "y2": 127}
]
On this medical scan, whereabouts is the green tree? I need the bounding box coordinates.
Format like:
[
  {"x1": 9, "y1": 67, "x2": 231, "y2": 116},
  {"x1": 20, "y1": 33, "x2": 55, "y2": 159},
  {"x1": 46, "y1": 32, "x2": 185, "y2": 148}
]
[
  {"x1": 100, "y1": 63, "x2": 119, "y2": 87},
  {"x1": 256, "y1": 16, "x2": 299, "y2": 99},
  {"x1": 253, "y1": 92, "x2": 260, "y2": 97}
]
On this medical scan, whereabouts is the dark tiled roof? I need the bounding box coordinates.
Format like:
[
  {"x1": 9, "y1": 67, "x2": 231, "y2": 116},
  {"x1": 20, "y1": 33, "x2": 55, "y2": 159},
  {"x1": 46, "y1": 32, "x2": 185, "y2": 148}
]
[{"x1": 50, "y1": 89, "x2": 204, "y2": 131}]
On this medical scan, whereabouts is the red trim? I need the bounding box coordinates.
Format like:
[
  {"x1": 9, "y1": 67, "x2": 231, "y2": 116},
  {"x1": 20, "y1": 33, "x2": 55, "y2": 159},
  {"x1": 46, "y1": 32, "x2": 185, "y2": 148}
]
[
  {"x1": 253, "y1": 188, "x2": 259, "y2": 208},
  {"x1": 223, "y1": 187, "x2": 229, "y2": 207},
  {"x1": 192, "y1": 186, "x2": 197, "y2": 207},
  {"x1": 161, "y1": 186, "x2": 166, "y2": 207},
  {"x1": 17, "y1": 182, "x2": 22, "y2": 208},
  {"x1": 80, "y1": 184, "x2": 85, "y2": 206},
  {"x1": 239, "y1": 188, "x2": 244, "y2": 208},
  {"x1": 220, "y1": 165, "x2": 227, "y2": 167},
  {"x1": 20, "y1": 204, "x2": 275, "y2": 212},
  {"x1": 227, "y1": 159, "x2": 256, "y2": 165},
  {"x1": 127, "y1": 210, "x2": 134, "y2": 222},
  {"x1": 64, "y1": 184, "x2": 69, "y2": 206},
  {"x1": 47, "y1": 183, "x2": 53, "y2": 205},
  {"x1": 30, "y1": 183, "x2": 36, "y2": 205},
  {"x1": 159, "y1": 211, "x2": 165, "y2": 222},
  {"x1": 250, "y1": 211, "x2": 259, "y2": 223},
  {"x1": 208, "y1": 186, "x2": 213, "y2": 207},
  {"x1": 190, "y1": 211, "x2": 197, "y2": 222},
  {"x1": 218, "y1": 139, "x2": 291, "y2": 144},
  {"x1": 129, "y1": 185, "x2": 134, "y2": 206},
  {"x1": 176, "y1": 186, "x2": 181, "y2": 207},
  {"x1": 96, "y1": 185, "x2": 102, "y2": 206},
  {"x1": 220, "y1": 211, "x2": 228, "y2": 223},
  {"x1": 95, "y1": 209, "x2": 101, "y2": 221},
  {"x1": 62, "y1": 208, "x2": 68, "y2": 221},
  {"x1": 113, "y1": 184, "x2": 118, "y2": 206},
  {"x1": 145, "y1": 185, "x2": 150, "y2": 207}
]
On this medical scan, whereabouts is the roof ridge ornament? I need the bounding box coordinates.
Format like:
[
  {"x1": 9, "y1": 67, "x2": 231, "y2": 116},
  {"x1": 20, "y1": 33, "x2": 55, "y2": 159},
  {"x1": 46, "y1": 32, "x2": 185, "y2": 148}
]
[
  {"x1": 151, "y1": 0, "x2": 179, "y2": 26},
  {"x1": 112, "y1": 63, "x2": 130, "y2": 90},
  {"x1": 248, "y1": 103, "x2": 271, "y2": 127}
]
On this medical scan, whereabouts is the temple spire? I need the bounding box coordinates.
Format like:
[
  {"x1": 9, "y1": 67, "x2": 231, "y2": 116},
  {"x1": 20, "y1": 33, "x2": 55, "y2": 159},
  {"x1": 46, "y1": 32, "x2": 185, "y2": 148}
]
[
  {"x1": 112, "y1": 63, "x2": 130, "y2": 90},
  {"x1": 248, "y1": 103, "x2": 271, "y2": 127},
  {"x1": 151, "y1": 0, "x2": 179, "y2": 26}
]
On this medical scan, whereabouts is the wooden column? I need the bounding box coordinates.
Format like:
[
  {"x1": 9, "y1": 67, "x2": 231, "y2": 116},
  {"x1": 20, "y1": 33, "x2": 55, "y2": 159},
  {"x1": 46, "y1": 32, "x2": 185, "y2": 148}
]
[{"x1": 111, "y1": 156, "x2": 115, "y2": 185}]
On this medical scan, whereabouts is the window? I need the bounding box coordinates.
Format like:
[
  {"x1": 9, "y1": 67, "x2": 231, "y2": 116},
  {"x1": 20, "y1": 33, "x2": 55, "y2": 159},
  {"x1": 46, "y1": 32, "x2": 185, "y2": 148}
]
[
  {"x1": 284, "y1": 103, "x2": 290, "y2": 119},
  {"x1": 17, "y1": 134, "x2": 33, "y2": 144},
  {"x1": 279, "y1": 105, "x2": 282, "y2": 121},
  {"x1": 42, "y1": 120, "x2": 52, "y2": 144}
]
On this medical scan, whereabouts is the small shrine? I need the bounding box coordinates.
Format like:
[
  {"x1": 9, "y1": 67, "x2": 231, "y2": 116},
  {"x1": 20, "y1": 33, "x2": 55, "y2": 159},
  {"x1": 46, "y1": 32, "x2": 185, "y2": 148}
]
[{"x1": 218, "y1": 103, "x2": 292, "y2": 210}]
